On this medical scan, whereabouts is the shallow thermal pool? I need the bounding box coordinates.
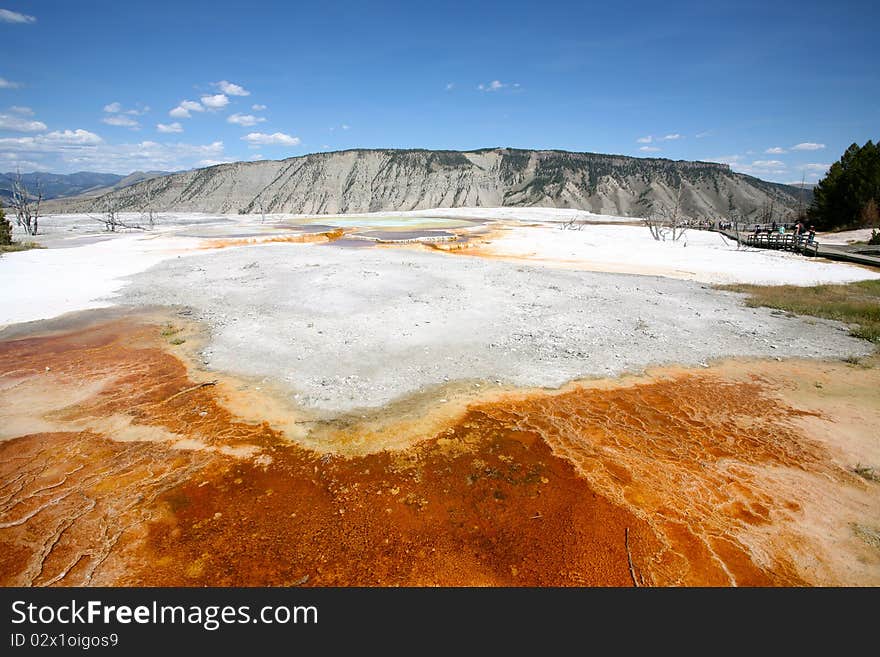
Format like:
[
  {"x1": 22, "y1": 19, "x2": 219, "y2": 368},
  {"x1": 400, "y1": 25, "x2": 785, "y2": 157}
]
[
  {"x1": 352, "y1": 229, "x2": 457, "y2": 242},
  {"x1": 295, "y1": 215, "x2": 481, "y2": 230},
  {"x1": 174, "y1": 224, "x2": 339, "y2": 239}
]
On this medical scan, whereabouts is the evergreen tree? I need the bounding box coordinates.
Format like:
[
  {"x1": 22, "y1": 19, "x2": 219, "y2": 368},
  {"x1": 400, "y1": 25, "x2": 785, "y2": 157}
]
[
  {"x1": 808, "y1": 140, "x2": 880, "y2": 230},
  {"x1": 0, "y1": 201, "x2": 13, "y2": 246}
]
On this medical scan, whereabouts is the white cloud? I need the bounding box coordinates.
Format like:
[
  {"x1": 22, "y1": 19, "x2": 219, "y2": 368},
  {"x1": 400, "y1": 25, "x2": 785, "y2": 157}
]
[
  {"x1": 445, "y1": 82, "x2": 454, "y2": 91},
  {"x1": 478, "y1": 80, "x2": 512, "y2": 92},
  {"x1": 251, "y1": 153, "x2": 264, "y2": 160},
  {"x1": 709, "y1": 154, "x2": 788, "y2": 176},
  {"x1": 0, "y1": 129, "x2": 104, "y2": 151},
  {"x1": 227, "y1": 113, "x2": 266, "y2": 127},
  {"x1": 0, "y1": 151, "x2": 48, "y2": 170},
  {"x1": 765, "y1": 146, "x2": 786, "y2": 154},
  {"x1": 200, "y1": 93, "x2": 229, "y2": 110},
  {"x1": 794, "y1": 164, "x2": 830, "y2": 181},
  {"x1": 341, "y1": 124, "x2": 350, "y2": 130},
  {"x1": 44, "y1": 129, "x2": 104, "y2": 145},
  {"x1": 0, "y1": 77, "x2": 21, "y2": 89},
  {"x1": 0, "y1": 129, "x2": 105, "y2": 150},
  {"x1": 0, "y1": 8, "x2": 36, "y2": 23},
  {"x1": 695, "y1": 131, "x2": 711, "y2": 139},
  {"x1": 198, "y1": 158, "x2": 234, "y2": 167},
  {"x1": 0, "y1": 112, "x2": 47, "y2": 132},
  {"x1": 707, "y1": 155, "x2": 743, "y2": 166},
  {"x1": 639, "y1": 146, "x2": 661, "y2": 152},
  {"x1": 156, "y1": 122, "x2": 183, "y2": 134},
  {"x1": 8, "y1": 105, "x2": 33, "y2": 115},
  {"x1": 102, "y1": 114, "x2": 140, "y2": 129},
  {"x1": 0, "y1": 130, "x2": 224, "y2": 172},
  {"x1": 104, "y1": 102, "x2": 148, "y2": 119},
  {"x1": 169, "y1": 99, "x2": 205, "y2": 119},
  {"x1": 638, "y1": 133, "x2": 682, "y2": 144},
  {"x1": 251, "y1": 104, "x2": 267, "y2": 111},
  {"x1": 215, "y1": 80, "x2": 250, "y2": 96},
  {"x1": 242, "y1": 132, "x2": 300, "y2": 146},
  {"x1": 791, "y1": 142, "x2": 825, "y2": 151}
]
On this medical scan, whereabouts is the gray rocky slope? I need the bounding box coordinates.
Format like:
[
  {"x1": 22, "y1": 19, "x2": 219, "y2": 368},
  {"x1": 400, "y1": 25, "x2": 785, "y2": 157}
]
[{"x1": 47, "y1": 147, "x2": 807, "y2": 218}]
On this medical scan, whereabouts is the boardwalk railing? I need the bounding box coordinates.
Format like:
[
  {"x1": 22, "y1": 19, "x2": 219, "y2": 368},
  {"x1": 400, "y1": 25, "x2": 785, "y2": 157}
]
[
  {"x1": 707, "y1": 224, "x2": 880, "y2": 269},
  {"x1": 744, "y1": 232, "x2": 819, "y2": 255}
]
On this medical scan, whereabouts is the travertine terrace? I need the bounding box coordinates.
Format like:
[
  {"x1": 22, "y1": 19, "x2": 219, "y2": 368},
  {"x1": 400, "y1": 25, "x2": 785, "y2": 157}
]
[{"x1": 1, "y1": 209, "x2": 878, "y2": 586}]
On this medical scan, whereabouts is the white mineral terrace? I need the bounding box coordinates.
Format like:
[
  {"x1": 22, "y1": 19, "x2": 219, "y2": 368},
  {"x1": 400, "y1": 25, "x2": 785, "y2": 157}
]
[{"x1": 2, "y1": 208, "x2": 877, "y2": 413}]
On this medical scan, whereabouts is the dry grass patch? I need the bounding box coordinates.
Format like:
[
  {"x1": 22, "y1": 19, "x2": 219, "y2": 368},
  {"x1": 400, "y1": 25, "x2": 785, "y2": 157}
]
[{"x1": 720, "y1": 280, "x2": 880, "y2": 343}]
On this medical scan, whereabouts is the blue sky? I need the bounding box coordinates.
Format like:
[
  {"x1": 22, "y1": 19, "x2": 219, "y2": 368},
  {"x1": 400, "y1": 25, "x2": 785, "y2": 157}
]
[{"x1": 1, "y1": 0, "x2": 877, "y2": 183}]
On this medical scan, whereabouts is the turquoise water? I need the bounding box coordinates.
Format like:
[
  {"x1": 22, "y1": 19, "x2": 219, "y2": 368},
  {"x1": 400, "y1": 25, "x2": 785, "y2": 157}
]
[{"x1": 298, "y1": 216, "x2": 477, "y2": 229}]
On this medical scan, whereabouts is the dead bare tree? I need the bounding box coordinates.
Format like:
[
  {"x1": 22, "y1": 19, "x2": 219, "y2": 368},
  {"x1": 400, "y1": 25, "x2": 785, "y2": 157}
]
[
  {"x1": 643, "y1": 183, "x2": 689, "y2": 242},
  {"x1": 758, "y1": 199, "x2": 777, "y2": 226},
  {"x1": 795, "y1": 171, "x2": 807, "y2": 223},
  {"x1": 720, "y1": 208, "x2": 754, "y2": 251},
  {"x1": 560, "y1": 216, "x2": 586, "y2": 231},
  {"x1": 257, "y1": 198, "x2": 266, "y2": 223},
  {"x1": 10, "y1": 171, "x2": 42, "y2": 236},
  {"x1": 140, "y1": 185, "x2": 157, "y2": 228},
  {"x1": 92, "y1": 199, "x2": 146, "y2": 232},
  {"x1": 100, "y1": 201, "x2": 122, "y2": 232},
  {"x1": 643, "y1": 213, "x2": 666, "y2": 241}
]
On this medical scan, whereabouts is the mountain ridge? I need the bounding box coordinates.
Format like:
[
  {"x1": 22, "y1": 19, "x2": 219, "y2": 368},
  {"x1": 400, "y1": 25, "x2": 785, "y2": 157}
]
[
  {"x1": 0, "y1": 170, "x2": 171, "y2": 204},
  {"x1": 43, "y1": 147, "x2": 810, "y2": 219}
]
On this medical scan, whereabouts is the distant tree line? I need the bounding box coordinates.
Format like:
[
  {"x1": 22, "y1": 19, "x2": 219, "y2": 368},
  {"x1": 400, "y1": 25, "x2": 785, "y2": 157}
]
[{"x1": 808, "y1": 140, "x2": 879, "y2": 231}]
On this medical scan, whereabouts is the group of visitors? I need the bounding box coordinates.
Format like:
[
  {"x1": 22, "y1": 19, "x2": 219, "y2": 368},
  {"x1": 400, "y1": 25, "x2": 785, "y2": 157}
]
[
  {"x1": 751, "y1": 220, "x2": 816, "y2": 243},
  {"x1": 697, "y1": 219, "x2": 819, "y2": 245}
]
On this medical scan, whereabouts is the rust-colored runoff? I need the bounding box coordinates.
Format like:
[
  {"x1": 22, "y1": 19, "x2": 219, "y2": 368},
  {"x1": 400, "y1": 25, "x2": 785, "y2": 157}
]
[{"x1": 1, "y1": 316, "x2": 875, "y2": 586}]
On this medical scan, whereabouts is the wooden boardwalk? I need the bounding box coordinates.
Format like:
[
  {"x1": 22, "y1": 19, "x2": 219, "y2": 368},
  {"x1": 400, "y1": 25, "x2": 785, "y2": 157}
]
[
  {"x1": 715, "y1": 228, "x2": 880, "y2": 269},
  {"x1": 744, "y1": 232, "x2": 820, "y2": 255}
]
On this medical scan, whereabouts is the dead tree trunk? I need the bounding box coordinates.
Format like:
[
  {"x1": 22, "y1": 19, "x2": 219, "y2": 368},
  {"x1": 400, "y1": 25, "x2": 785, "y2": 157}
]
[
  {"x1": 140, "y1": 186, "x2": 157, "y2": 228},
  {"x1": 92, "y1": 200, "x2": 146, "y2": 232},
  {"x1": 644, "y1": 183, "x2": 689, "y2": 242},
  {"x1": 10, "y1": 171, "x2": 42, "y2": 236}
]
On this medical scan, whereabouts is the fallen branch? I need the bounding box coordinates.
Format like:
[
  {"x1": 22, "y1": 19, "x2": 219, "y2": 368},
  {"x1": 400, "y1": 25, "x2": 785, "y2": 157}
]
[
  {"x1": 625, "y1": 527, "x2": 639, "y2": 588},
  {"x1": 87, "y1": 212, "x2": 148, "y2": 233},
  {"x1": 162, "y1": 380, "x2": 218, "y2": 404}
]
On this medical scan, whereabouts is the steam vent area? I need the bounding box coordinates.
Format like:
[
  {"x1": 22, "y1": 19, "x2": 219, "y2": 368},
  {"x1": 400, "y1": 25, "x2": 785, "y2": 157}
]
[{"x1": 2, "y1": 208, "x2": 879, "y2": 586}]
